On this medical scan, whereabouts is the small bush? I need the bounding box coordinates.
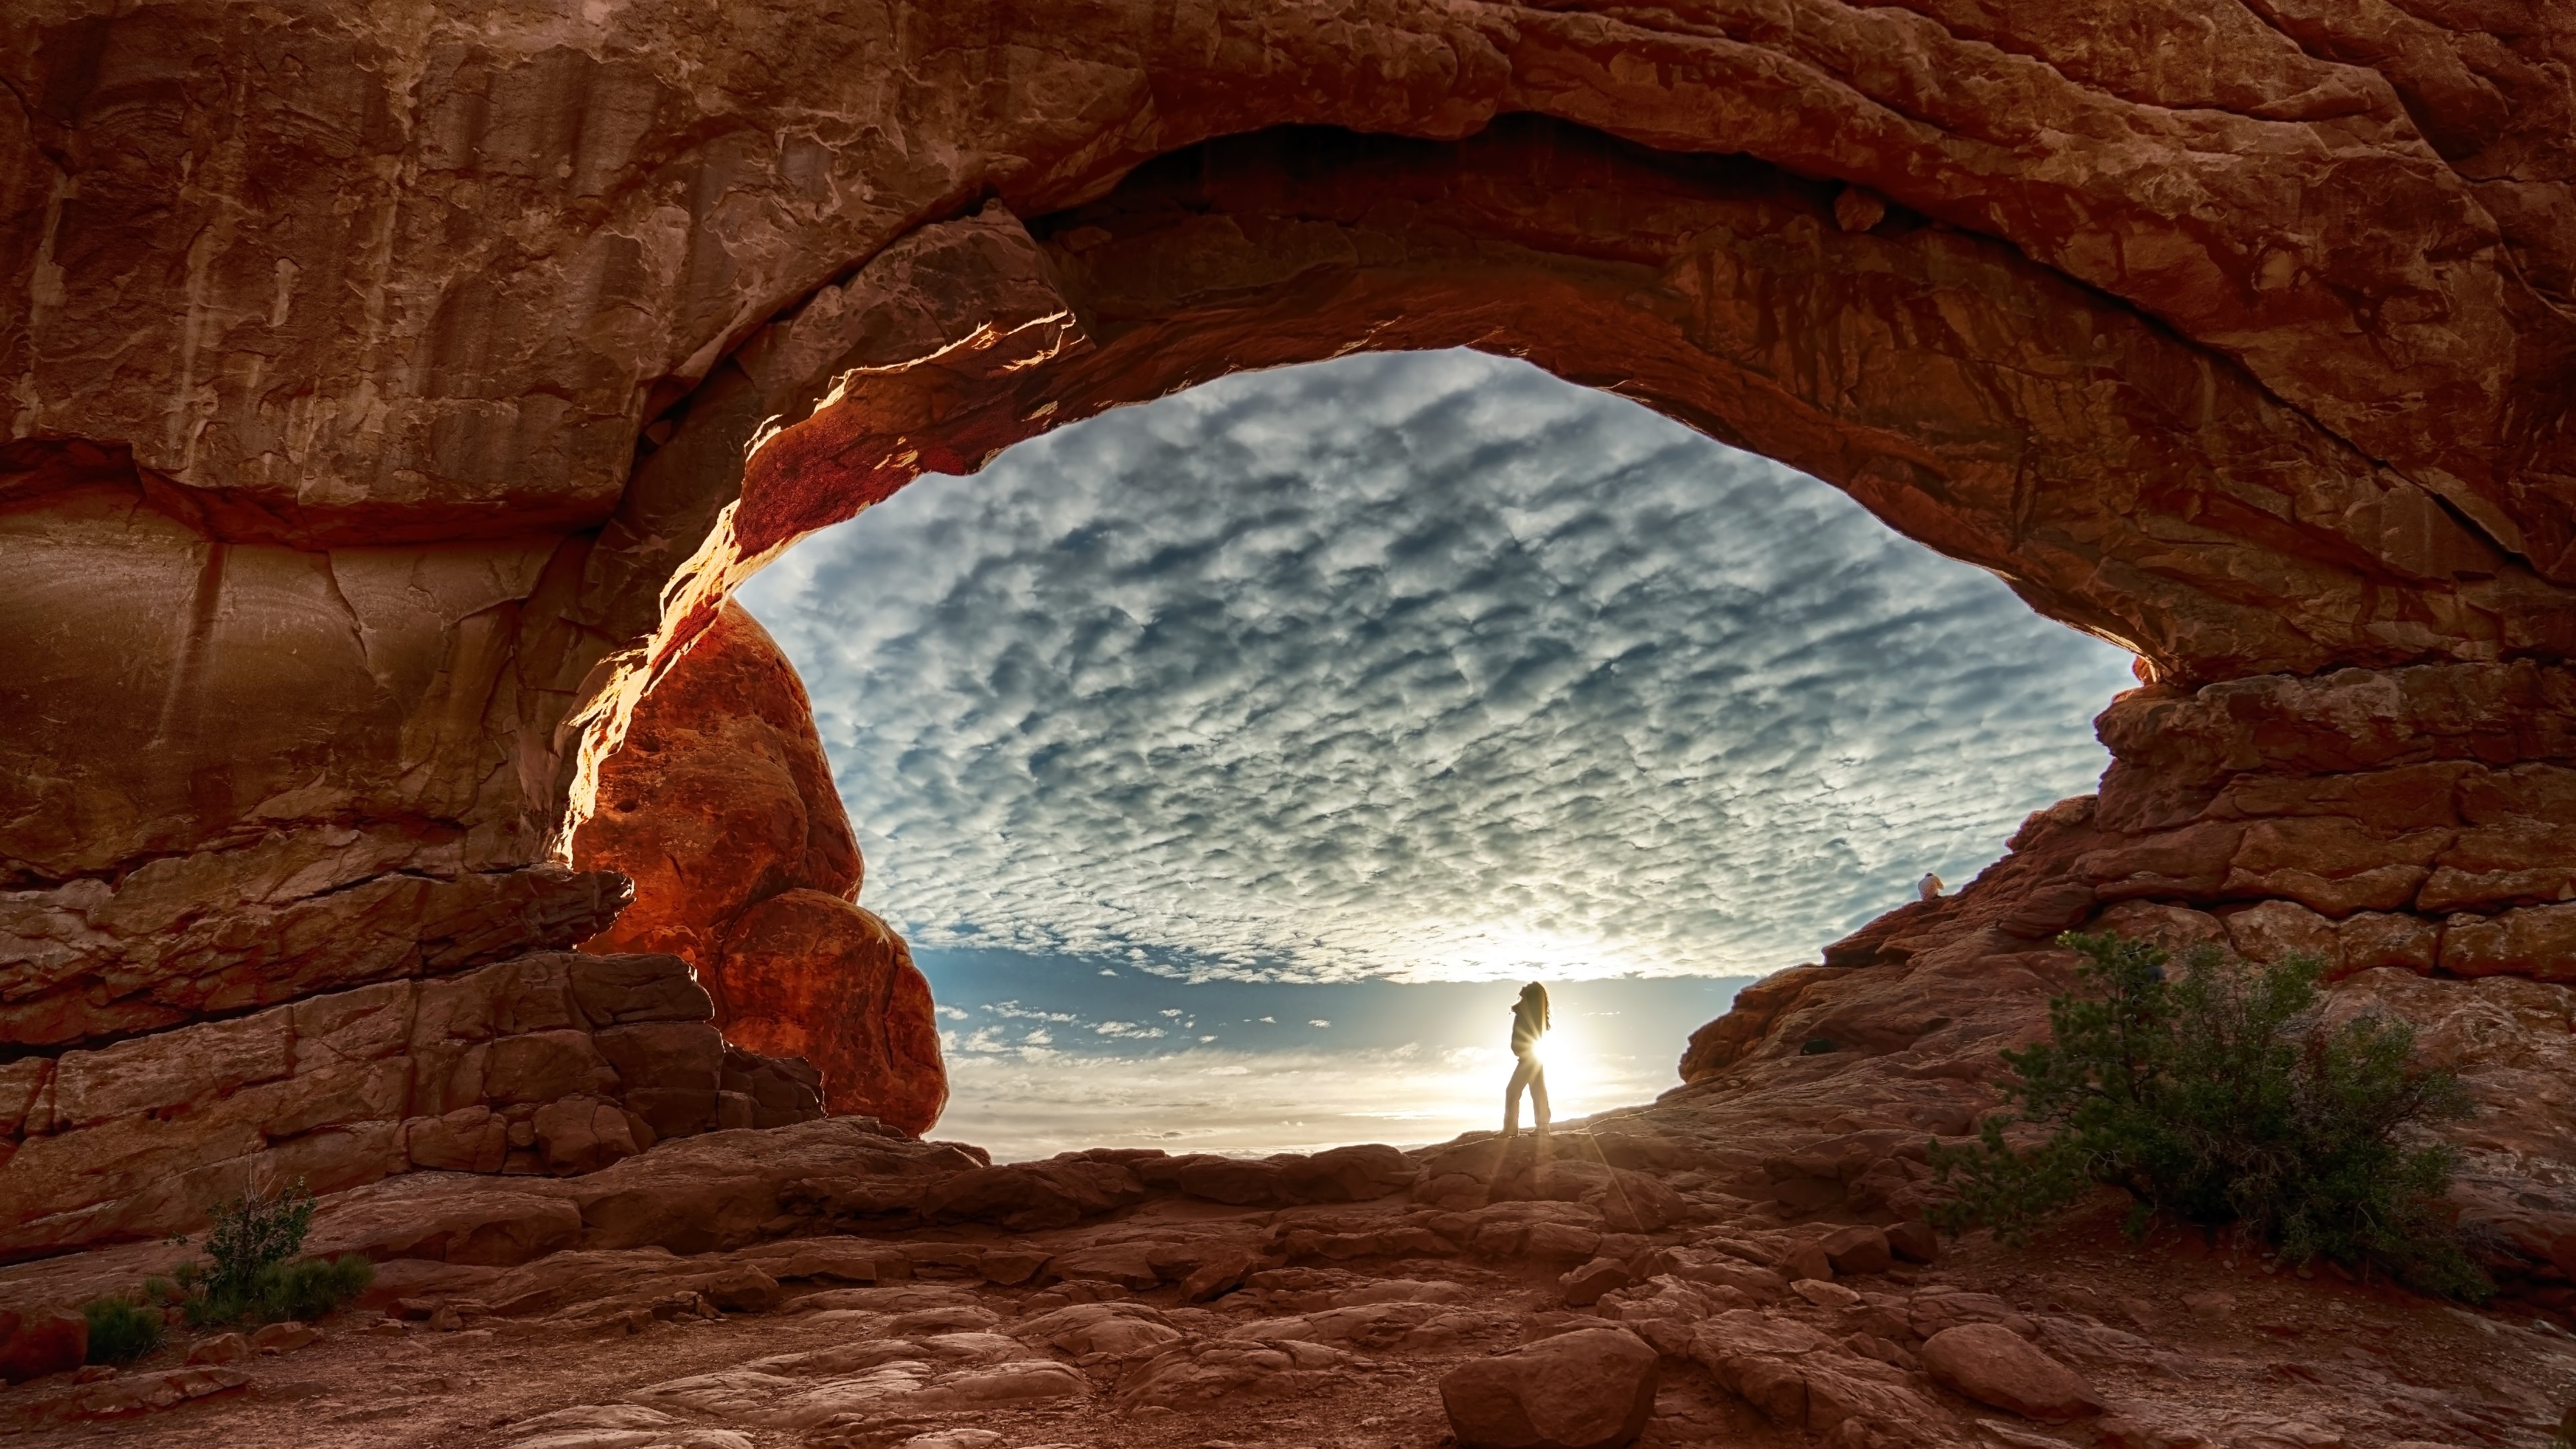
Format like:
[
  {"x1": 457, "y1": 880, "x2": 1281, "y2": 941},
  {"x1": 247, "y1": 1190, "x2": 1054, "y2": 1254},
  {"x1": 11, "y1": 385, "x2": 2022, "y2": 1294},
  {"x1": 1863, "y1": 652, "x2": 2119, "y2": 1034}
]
[
  {"x1": 172, "y1": 1254, "x2": 375, "y2": 1328},
  {"x1": 1927, "y1": 931, "x2": 2485, "y2": 1297},
  {"x1": 79, "y1": 1295, "x2": 164, "y2": 1364},
  {"x1": 166, "y1": 1176, "x2": 373, "y2": 1325},
  {"x1": 178, "y1": 1176, "x2": 315, "y2": 1303},
  {"x1": 264, "y1": 1254, "x2": 375, "y2": 1322}
]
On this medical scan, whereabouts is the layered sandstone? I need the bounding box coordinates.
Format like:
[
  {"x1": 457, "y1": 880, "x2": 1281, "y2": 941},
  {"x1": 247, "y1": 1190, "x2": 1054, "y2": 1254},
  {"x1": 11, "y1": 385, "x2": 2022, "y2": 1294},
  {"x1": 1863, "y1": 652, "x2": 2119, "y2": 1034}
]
[
  {"x1": 574, "y1": 604, "x2": 859, "y2": 967},
  {"x1": 1674, "y1": 660, "x2": 2576, "y2": 1314},
  {"x1": 711, "y1": 890, "x2": 948, "y2": 1137},
  {"x1": 3, "y1": 1, "x2": 2575, "y2": 1410},
  {"x1": 571, "y1": 600, "x2": 947, "y2": 1134},
  {"x1": 0, "y1": 951, "x2": 820, "y2": 1263},
  {"x1": 6, "y1": 1, "x2": 2575, "y2": 1049}
]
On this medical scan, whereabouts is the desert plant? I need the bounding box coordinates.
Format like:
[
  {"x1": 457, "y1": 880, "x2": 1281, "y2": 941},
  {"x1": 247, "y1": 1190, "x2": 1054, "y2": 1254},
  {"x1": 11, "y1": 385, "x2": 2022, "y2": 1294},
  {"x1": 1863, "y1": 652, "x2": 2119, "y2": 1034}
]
[
  {"x1": 1927, "y1": 930, "x2": 2485, "y2": 1298},
  {"x1": 79, "y1": 1294, "x2": 164, "y2": 1364},
  {"x1": 178, "y1": 1175, "x2": 315, "y2": 1302},
  {"x1": 165, "y1": 1176, "x2": 373, "y2": 1325},
  {"x1": 261, "y1": 1254, "x2": 375, "y2": 1322}
]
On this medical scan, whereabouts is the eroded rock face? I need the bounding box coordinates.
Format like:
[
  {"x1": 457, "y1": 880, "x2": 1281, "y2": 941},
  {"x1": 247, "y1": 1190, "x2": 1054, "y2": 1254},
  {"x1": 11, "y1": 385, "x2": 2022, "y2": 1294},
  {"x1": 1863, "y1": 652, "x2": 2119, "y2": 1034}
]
[
  {"x1": 4, "y1": 0, "x2": 2573, "y2": 1075},
  {"x1": 711, "y1": 891, "x2": 946, "y2": 1136},
  {"x1": 571, "y1": 600, "x2": 946, "y2": 1134},
  {"x1": 0, "y1": 951, "x2": 820, "y2": 1261},
  {"x1": 1671, "y1": 660, "x2": 2576, "y2": 1314},
  {"x1": 575, "y1": 603, "x2": 859, "y2": 965},
  {"x1": 4, "y1": 1, "x2": 2576, "y2": 1360}
]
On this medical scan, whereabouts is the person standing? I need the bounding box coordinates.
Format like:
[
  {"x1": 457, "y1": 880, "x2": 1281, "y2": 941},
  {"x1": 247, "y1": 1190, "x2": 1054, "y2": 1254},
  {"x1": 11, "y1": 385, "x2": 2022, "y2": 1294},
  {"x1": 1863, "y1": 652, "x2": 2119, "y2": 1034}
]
[{"x1": 1502, "y1": 981, "x2": 1551, "y2": 1137}]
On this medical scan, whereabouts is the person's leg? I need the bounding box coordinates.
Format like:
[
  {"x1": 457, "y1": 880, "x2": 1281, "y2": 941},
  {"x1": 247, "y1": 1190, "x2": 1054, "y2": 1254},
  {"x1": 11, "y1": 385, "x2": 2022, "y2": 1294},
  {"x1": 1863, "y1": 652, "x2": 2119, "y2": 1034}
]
[
  {"x1": 1531, "y1": 1061, "x2": 1551, "y2": 1131},
  {"x1": 1503, "y1": 1055, "x2": 1536, "y2": 1136}
]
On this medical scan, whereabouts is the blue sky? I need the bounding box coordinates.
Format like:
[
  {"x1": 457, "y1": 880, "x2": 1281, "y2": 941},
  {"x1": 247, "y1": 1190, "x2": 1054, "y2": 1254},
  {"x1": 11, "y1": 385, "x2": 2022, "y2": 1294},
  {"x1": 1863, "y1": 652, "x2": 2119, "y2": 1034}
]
[{"x1": 737, "y1": 349, "x2": 2139, "y2": 1156}]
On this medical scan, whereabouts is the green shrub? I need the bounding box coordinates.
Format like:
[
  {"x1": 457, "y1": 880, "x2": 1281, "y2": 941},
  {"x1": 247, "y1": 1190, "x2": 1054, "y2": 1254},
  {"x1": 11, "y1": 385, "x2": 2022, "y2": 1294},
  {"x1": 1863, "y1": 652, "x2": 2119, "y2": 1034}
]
[
  {"x1": 79, "y1": 1295, "x2": 164, "y2": 1364},
  {"x1": 262, "y1": 1254, "x2": 375, "y2": 1322},
  {"x1": 170, "y1": 1253, "x2": 375, "y2": 1328},
  {"x1": 1927, "y1": 930, "x2": 2486, "y2": 1298},
  {"x1": 166, "y1": 1176, "x2": 374, "y2": 1325},
  {"x1": 178, "y1": 1176, "x2": 315, "y2": 1303}
]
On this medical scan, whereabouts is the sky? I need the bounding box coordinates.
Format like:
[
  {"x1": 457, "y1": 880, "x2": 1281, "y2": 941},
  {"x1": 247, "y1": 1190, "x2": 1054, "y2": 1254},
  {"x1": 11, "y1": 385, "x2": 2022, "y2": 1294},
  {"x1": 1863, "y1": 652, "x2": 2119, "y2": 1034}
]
[{"x1": 737, "y1": 348, "x2": 2140, "y2": 1158}]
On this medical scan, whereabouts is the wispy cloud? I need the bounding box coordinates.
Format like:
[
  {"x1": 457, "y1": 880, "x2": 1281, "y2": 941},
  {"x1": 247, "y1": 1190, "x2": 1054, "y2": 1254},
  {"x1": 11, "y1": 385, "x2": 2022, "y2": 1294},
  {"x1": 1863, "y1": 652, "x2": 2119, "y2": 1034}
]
[{"x1": 742, "y1": 350, "x2": 2136, "y2": 983}]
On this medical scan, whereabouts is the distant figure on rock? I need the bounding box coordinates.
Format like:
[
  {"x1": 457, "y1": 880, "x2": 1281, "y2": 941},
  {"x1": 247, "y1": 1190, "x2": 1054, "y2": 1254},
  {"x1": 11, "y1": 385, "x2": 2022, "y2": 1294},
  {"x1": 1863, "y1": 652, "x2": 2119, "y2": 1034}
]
[
  {"x1": 1918, "y1": 871, "x2": 1945, "y2": 901},
  {"x1": 1503, "y1": 981, "x2": 1551, "y2": 1138}
]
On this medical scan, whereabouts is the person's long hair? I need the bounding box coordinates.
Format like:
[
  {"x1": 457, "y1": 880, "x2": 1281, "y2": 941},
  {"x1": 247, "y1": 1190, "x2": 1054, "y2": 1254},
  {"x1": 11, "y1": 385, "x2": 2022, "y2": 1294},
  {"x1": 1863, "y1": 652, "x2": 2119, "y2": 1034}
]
[{"x1": 1518, "y1": 981, "x2": 1550, "y2": 1031}]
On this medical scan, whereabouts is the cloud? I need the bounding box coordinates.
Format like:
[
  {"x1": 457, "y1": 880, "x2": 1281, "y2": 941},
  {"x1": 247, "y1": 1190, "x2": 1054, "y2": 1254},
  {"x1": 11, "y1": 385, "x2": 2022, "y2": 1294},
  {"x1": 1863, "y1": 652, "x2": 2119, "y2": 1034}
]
[{"x1": 741, "y1": 350, "x2": 2137, "y2": 983}]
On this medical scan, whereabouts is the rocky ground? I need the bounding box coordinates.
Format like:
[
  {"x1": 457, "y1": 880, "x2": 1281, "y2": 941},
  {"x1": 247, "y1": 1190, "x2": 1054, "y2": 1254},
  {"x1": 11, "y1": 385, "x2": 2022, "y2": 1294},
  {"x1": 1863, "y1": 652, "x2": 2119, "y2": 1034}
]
[
  {"x1": 10, "y1": 791, "x2": 2575, "y2": 1449},
  {"x1": 3, "y1": 1090, "x2": 2571, "y2": 1449}
]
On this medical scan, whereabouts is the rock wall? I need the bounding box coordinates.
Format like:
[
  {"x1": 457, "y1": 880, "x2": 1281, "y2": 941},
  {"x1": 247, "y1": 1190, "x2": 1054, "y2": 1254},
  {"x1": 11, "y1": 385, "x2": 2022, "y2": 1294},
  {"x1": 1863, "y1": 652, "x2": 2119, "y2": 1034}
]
[
  {"x1": 3, "y1": 0, "x2": 2575, "y2": 1271},
  {"x1": 1686, "y1": 660, "x2": 2576, "y2": 1086},
  {"x1": 571, "y1": 600, "x2": 947, "y2": 1134},
  {"x1": 7, "y1": 1, "x2": 2574, "y2": 1058},
  {"x1": 1675, "y1": 659, "x2": 2576, "y2": 1306},
  {"x1": 0, "y1": 950, "x2": 820, "y2": 1262}
]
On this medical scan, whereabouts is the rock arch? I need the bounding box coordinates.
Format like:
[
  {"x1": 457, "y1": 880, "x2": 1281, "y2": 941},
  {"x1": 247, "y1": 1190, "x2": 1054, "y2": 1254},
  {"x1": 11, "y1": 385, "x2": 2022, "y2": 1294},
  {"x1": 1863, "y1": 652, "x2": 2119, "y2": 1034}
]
[{"x1": 4, "y1": 1, "x2": 2573, "y2": 1267}]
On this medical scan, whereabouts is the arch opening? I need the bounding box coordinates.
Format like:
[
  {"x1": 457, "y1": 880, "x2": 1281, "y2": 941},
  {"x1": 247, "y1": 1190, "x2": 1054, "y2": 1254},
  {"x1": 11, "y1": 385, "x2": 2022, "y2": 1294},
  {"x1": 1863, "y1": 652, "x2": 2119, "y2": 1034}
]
[
  {"x1": 547, "y1": 117, "x2": 2569, "y2": 1147},
  {"x1": 559, "y1": 117, "x2": 2557, "y2": 873},
  {"x1": 588, "y1": 346, "x2": 2142, "y2": 1152}
]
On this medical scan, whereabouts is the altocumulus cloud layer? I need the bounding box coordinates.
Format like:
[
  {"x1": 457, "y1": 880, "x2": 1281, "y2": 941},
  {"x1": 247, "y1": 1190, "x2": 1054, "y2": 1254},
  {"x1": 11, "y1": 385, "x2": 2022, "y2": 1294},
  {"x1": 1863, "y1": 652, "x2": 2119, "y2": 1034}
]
[{"x1": 739, "y1": 350, "x2": 2140, "y2": 983}]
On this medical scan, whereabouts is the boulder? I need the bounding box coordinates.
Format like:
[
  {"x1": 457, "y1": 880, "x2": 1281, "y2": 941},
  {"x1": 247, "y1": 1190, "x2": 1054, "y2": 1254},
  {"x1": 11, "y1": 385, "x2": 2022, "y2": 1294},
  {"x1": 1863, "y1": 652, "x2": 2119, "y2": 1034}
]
[
  {"x1": 1014, "y1": 1302, "x2": 1183, "y2": 1357},
  {"x1": 1884, "y1": 1221, "x2": 1939, "y2": 1264},
  {"x1": 1819, "y1": 1225, "x2": 1893, "y2": 1276},
  {"x1": 1279, "y1": 1143, "x2": 1420, "y2": 1202},
  {"x1": 12, "y1": 1364, "x2": 250, "y2": 1424},
  {"x1": 249, "y1": 1320, "x2": 320, "y2": 1353},
  {"x1": 713, "y1": 893, "x2": 945, "y2": 1133},
  {"x1": 1921, "y1": 1323, "x2": 2103, "y2": 1422},
  {"x1": 1560, "y1": 1257, "x2": 1632, "y2": 1307},
  {"x1": 185, "y1": 1334, "x2": 248, "y2": 1364},
  {"x1": 1115, "y1": 1336, "x2": 1348, "y2": 1411},
  {"x1": 307, "y1": 1175, "x2": 584, "y2": 1267},
  {"x1": 1440, "y1": 1326, "x2": 1658, "y2": 1449},
  {"x1": 574, "y1": 600, "x2": 948, "y2": 1136},
  {"x1": 0, "y1": 1305, "x2": 87, "y2": 1383},
  {"x1": 1781, "y1": 1241, "x2": 1833, "y2": 1283}
]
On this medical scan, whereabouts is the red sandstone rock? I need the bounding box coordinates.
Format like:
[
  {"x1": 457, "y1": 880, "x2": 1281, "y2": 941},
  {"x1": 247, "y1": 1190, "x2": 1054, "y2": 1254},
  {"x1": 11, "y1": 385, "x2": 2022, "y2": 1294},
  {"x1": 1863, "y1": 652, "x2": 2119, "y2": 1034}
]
[
  {"x1": 1440, "y1": 1326, "x2": 1657, "y2": 1449},
  {"x1": 0, "y1": 1305, "x2": 85, "y2": 1384},
  {"x1": 576, "y1": 602, "x2": 860, "y2": 965},
  {"x1": 1678, "y1": 967, "x2": 1835, "y2": 1083},
  {"x1": 5, "y1": 7, "x2": 2576, "y2": 1383},
  {"x1": 1558, "y1": 1256, "x2": 1631, "y2": 1307},
  {"x1": 184, "y1": 1334, "x2": 247, "y2": 1366},
  {"x1": 2442, "y1": 905, "x2": 2576, "y2": 981},
  {"x1": 1819, "y1": 1225, "x2": 1892, "y2": 1277},
  {"x1": 11, "y1": 1364, "x2": 250, "y2": 1425},
  {"x1": 1920, "y1": 1324, "x2": 2103, "y2": 1423},
  {"x1": 1884, "y1": 1221, "x2": 1939, "y2": 1265},
  {"x1": 712, "y1": 891, "x2": 945, "y2": 1134},
  {"x1": 573, "y1": 600, "x2": 945, "y2": 1135},
  {"x1": 0, "y1": 951, "x2": 780, "y2": 1261},
  {"x1": 7, "y1": 0, "x2": 2576, "y2": 1090}
]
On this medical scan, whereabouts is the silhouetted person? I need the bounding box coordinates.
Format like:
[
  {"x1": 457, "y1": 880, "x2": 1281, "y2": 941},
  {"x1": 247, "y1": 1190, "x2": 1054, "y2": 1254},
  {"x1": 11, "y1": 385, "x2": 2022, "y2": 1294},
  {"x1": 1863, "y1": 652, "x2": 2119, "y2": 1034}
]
[{"x1": 1502, "y1": 981, "x2": 1551, "y2": 1137}]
